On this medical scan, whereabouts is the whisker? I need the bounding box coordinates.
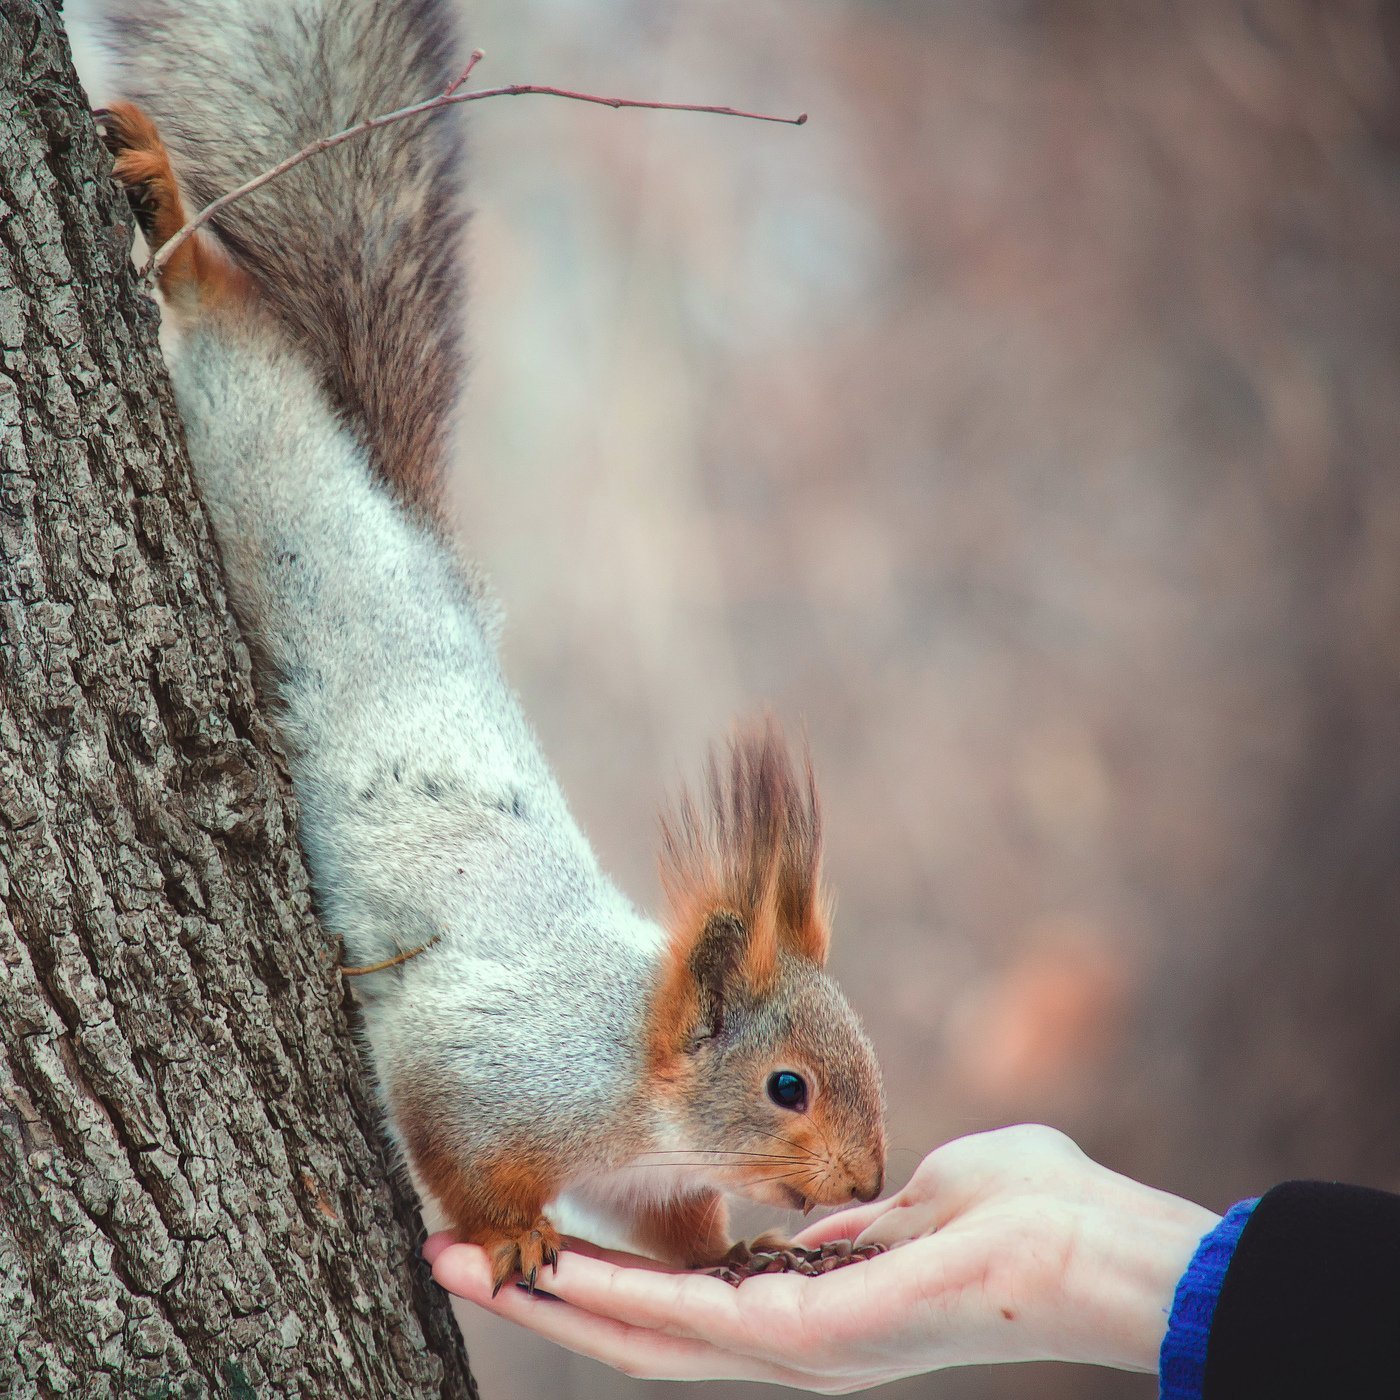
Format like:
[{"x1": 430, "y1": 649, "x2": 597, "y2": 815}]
[
  {"x1": 631, "y1": 1149, "x2": 808, "y2": 1162},
  {"x1": 699, "y1": 1191, "x2": 724, "y2": 1249},
  {"x1": 806, "y1": 1110, "x2": 838, "y2": 1162},
  {"x1": 748, "y1": 1126, "x2": 821, "y2": 1160},
  {"x1": 741, "y1": 1168, "x2": 808, "y2": 1191},
  {"x1": 619, "y1": 1158, "x2": 805, "y2": 1171},
  {"x1": 886, "y1": 1144, "x2": 925, "y2": 1164}
]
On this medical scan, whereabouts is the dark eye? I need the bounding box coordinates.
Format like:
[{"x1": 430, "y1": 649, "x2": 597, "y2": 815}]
[{"x1": 766, "y1": 1070, "x2": 808, "y2": 1111}]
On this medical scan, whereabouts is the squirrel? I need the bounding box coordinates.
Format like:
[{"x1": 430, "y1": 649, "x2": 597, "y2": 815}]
[{"x1": 75, "y1": 0, "x2": 886, "y2": 1294}]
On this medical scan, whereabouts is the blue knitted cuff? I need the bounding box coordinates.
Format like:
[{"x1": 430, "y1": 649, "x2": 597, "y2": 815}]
[{"x1": 1158, "y1": 1198, "x2": 1260, "y2": 1400}]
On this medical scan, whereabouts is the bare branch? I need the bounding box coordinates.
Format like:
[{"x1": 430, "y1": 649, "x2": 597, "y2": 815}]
[
  {"x1": 340, "y1": 934, "x2": 442, "y2": 977},
  {"x1": 142, "y1": 52, "x2": 806, "y2": 282}
]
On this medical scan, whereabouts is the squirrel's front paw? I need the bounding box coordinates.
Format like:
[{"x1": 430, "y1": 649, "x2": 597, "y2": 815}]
[{"x1": 486, "y1": 1216, "x2": 562, "y2": 1296}]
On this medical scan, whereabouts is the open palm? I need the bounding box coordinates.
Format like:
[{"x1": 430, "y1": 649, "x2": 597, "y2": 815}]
[{"x1": 426, "y1": 1125, "x2": 1218, "y2": 1391}]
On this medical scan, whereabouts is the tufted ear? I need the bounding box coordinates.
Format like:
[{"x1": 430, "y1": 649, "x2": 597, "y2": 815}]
[
  {"x1": 647, "y1": 720, "x2": 830, "y2": 1070},
  {"x1": 659, "y1": 717, "x2": 830, "y2": 985}
]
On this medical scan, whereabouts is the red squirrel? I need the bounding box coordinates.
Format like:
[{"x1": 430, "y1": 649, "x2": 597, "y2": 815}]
[{"x1": 84, "y1": 0, "x2": 886, "y2": 1297}]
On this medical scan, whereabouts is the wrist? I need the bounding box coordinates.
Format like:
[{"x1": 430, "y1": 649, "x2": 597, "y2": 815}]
[
  {"x1": 1064, "y1": 1170, "x2": 1220, "y2": 1373},
  {"x1": 1157, "y1": 1198, "x2": 1258, "y2": 1398}
]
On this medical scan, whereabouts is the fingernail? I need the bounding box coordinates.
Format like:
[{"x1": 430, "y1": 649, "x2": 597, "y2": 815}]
[{"x1": 514, "y1": 1282, "x2": 560, "y2": 1302}]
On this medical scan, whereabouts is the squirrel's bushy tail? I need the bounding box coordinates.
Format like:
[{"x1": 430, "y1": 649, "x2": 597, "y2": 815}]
[{"x1": 75, "y1": 0, "x2": 466, "y2": 510}]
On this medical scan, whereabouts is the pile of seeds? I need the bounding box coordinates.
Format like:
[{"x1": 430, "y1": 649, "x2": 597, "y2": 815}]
[{"x1": 705, "y1": 1237, "x2": 886, "y2": 1286}]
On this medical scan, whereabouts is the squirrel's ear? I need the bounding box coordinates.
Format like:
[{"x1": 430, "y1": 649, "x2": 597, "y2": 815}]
[
  {"x1": 658, "y1": 717, "x2": 830, "y2": 979},
  {"x1": 687, "y1": 911, "x2": 748, "y2": 1041},
  {"x1": 647, "y1": 909, "x2": 752, "y2": 1066},
  {"x1": 648, "y1": 720, "x2": 830, "y2": 1069}
]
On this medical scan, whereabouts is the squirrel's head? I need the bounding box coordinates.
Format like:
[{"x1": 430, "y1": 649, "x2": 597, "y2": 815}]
[{"x1": 647, "y1": 719, "x2": 886, "y2": 1210}]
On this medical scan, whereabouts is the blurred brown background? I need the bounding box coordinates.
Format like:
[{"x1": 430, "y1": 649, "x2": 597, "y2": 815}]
[{"x1": 447, "y1": 2, "x2": 1400, "y2": 1396}]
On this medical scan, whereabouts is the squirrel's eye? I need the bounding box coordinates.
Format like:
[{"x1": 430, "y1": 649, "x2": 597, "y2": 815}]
[{"x1": 766, "y1": 1070, "x2": 808, "y2": 1111}]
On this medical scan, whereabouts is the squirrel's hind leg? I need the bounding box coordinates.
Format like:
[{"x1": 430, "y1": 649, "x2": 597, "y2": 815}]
[{"x1": 98, "y1": 101, "x2": 251, "y2": 314}]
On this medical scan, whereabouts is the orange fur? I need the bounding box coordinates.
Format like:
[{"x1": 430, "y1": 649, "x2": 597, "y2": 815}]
[
  {"x1": 101, "y1": 101, "x2": 252, "y2": 312},
  {"x1": 398, "y1": 1094, "x2": 562, "y2": 1293},
  {"x1": 645, "y1": 958, "x2": 705, "y2": 1077},
  {"x1": 660, "y1": 718, "x2": 830, "y2": 971},
  {"x1": 649, "y1": 720, "x2": 830, "y2": 1065},
  {"x1": 727, "y1": 1113, "x2": 883, "y2": 1207},
  {"x1": 629, "y1": 1188, "x2": 730, "y2": 1267}
]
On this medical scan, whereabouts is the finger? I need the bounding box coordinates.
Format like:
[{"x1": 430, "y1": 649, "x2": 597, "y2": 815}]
[
  {"x1": 795, "y1": 1200, "x2": 893, "y2": 1247},
  {"x1": 558, "y1": 1236, "x2": 685, "y2": 1273},
  {"x1": 895, "y1": 1125, "x2": 1083, "y2": 1213},
  {"x1": 496, "y1": 1246, "x2": 751, "y2": 1342},
  {"x1": 422, "y1": 1232, "x2": 680, "y2": 1275},
  {"x1": 854, "y1": 1204, "x2": 938, "y2": 1249},
  {"x1": 434, "y1": 1243, "x2": 822, "y2": 1386},
  {"x1": 421, "y1": 1232, "x2": 455, "y2": 1267}
]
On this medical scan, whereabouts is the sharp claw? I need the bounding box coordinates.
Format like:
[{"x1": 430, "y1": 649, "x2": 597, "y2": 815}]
[{"x1": 525, "y1": 1265, "x2": 537, "y2": 1294}]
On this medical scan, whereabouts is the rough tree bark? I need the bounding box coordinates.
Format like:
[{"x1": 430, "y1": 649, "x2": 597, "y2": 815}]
[{"x1": 0, "y1": 4, "x2": 479, "y2": 1395}]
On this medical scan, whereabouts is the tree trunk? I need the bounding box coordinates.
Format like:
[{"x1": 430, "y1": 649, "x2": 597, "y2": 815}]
[{"x1": 0, "y1": 4, "x2": 478, "y2": 1395}]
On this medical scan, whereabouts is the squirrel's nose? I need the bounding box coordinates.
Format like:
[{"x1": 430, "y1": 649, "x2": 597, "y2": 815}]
[{"x1": 850, "y1": 1165, "x2": 884, "y2": 1203}]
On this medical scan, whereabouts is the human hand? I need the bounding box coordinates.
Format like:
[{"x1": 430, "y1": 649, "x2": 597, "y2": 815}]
[{"x1": 425, "y1": 1125, "x2": 1219, "y2": 1392}]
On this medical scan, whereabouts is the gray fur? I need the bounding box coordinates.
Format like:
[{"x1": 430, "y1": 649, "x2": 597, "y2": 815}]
[
  {"x1": 70, "y1": 0, "x2": 885, "y2": 1254},
  {"x1": 169, "y1": 318, "x2": 667, "y2": 1182},
  {"x1": 71, "y1": 0, "x2": 689, "y2": 1238},
  {"x1": 74, "y1": 0, "x2": 466, "y2": 509},
  {"x1": 160, "y1": 312, "x2": 885, "y2": 1238}
]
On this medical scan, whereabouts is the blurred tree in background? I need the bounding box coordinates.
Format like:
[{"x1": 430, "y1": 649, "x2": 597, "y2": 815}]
[{"x1": 452, "y1": 2, "x2": 1400, "y2": 1396}]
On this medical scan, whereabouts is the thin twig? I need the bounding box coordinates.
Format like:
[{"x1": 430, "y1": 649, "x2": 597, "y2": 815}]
[
  {"x1": 340, "y1": 934, "x2": 442, "y2": 977},
  {"x1": 443, "y1": 48, "x2": 486, "y2": 98},
  {"x1": 144, "y1": 51, "x2": 806, "y2": 282}
]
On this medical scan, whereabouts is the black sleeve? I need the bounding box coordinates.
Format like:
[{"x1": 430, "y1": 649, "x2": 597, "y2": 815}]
[{"x1": 1203, "y1": 1179, "x2": 1400, "y2": 1399}]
